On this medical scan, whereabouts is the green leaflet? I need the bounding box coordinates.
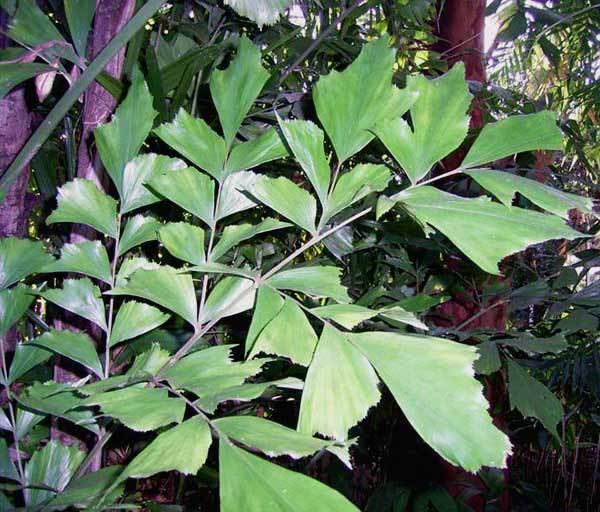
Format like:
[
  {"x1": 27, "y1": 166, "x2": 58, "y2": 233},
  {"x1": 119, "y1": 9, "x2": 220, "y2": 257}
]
[
  {"x1": 465, "y1": 169, "x2": 594, "y2": 219},
  {"x1": 95, "y1": 68, "x2": 157, "y2": 194},
  {"x1": 216, "y1": 171, "x2": 260, "y2": 220},
  {"x1": 248, "y1": 298, "x2": 318, "y2": 366},
  {"x1": 385, "y1": 186, "x2": 584, "y2": 275},
  {"x1": 314, "y1": 35, "x2": 417, "y2": 163},
  {"x1": 118, "y1": 215, "x2": 161, "y2": 256},
  {"x1": 147, "y1": 167, "x2": 215, "y2": 227},
  {"x1": 64, "y1": 0, "x2": 95, "y2": 56},
  {"x1": 201, "y1": 276, "x2": 256, "y2": 323},
  {"x1": 298, "y1": 325, "x2": 381, "y2": 441},
  {"x1": 323, "y1": 163, "x2": 391, "y2": 223},
  {"x1": 154, "y1": 109, "x2": 226, "y2": 181},
  {"x1": 267, "y1": 266, "x2": 350, "y2": 303},
  {"x1": 39, "y1": 278, "x2": 107, "y2": 331},
  {"x1": 209, "y1": 36, "x2": 269, "y2": 148},
  {"x1": 83, "y1": 387, "x2": 185, "y2": 432},
  {"x1": 159, "y1": 222, "x2": 206, "y2": 265},
  {"x1": 47, "y1": 178, "x2": 118, "y2": 238},
  {"x1": 110, "y1": 301, "x2": 170, "y2": 347},
  {"x1": 373, "y1": 63, "x2": 471, "y2": 184},
  {"x1": 225, "y1": 127, "x2": 288, "y2": 174},
  {"x1": 42, "y1": 240, "x2": 112, "y2": 284},
  {"x1": 507, "y1": 360, "x2": 563, "y2": 439},
  {"x1": 215, "y1": 416, "x2": 332, "y2": 459},
  {"x1": 8, "y1": 342, "x2": 52, "y2": 384},
  {"x1": 0, "y1": 237, "x2": 53, "y2": 289},
  {"x1": 120, "y1": 154, "x2": 186, "y2": 214},
  {"x1": 211, "y1": 218, "x2": 291, "y2": 261},
  {"x1": 0, "y1": 439, "x2": 19, "y2": 482},
  {"x1": 474, "y1": 341, "x2": 502, "y2": 375},
  {"x1": 0, "y1": 284, "x2": 34, "y2": 336},
  {"x1": 311, "y1": 304, "x2": 377, "y2": 330},
  {"x1": 120, "y1": 417, "x2": 211, "y2": 480},
  {"x1": 108, "y1": 266, "x2": 197, "y2": 325},
  {"x1": 24, "y1": 441, "x2": 85, "y2": 507},
  {"x1": 461, "y1": 111, "x2": 564, "y2": 169},
  {"x1": 30, "y1": 329, "x2": 104, "y2": 378},
  {"x1": 219, "y1": 440, "x2": 359, "y2": 512},
  {"x1": 351, "y1": 332, "x2": 512, "y2": 471},
  {"x1": 245, "y1": 285, "x2": 285, "y2": 356},
  {"x1": 245, "y1": 175, "x2": 317, "y2": 232},
  {"x1": 8, "y1": 0, "x2": 67, "y2": 49},
  {"x1": 223, "y1": 0, "x2": 293, "y2": 28},
  {"x1": 279, "y1": 119, "x2": 330, "y2": 205}
]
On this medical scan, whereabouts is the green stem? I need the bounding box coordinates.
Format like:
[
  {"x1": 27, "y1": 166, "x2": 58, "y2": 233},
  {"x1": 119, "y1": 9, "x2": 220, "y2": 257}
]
[
  {"x1": 104, "y1": 214, "x2": 122, "y2": 379},
  {"x1": 0, "y1": 0, "x2": 166, "y2": 200}
]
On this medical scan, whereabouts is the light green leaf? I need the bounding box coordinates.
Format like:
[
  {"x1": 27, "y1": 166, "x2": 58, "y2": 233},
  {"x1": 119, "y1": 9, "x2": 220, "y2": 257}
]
[
  {"x1": 196, "y1": 377, "x2": 302, "y2": 414},
  {"x1": 120, "y1": 154, "x2": 186, "y2": 214},
  {"x1": 8, "y1": 343, "x2": 52, "y2": 384},
  {"x1": 378, "y1": 305, "x2": 428, "y2": 330},
  {"x1": 64, "y1": 0, "x2": 95, "y2": 56},
  {"x1": 159, "y1": 222, "x2": 205, "y2": 265},
  {"x1": 248, "y1": 176, "x2": 316, "y2": 232},
  {"x1": 164, "y1": 345, "x2": 267, "y2": 394},
  {"x1": 18, "y1": 382, "x2": 99, "y2": 434},
  {"x1": 39, "y1": 278, "x2": 107, "y2": 331},
  {"x1": 120, "y1": 417, "x2": 211, "y2": 480},
  {"x1": 108, "y1": 266, "x2": 197, "y2": 325},
  {"x1": 0, "y1": 62, "x2": 53, "y2": 101},
  {"x1": 216, "y1": 170, "x2": 259, "y2": 221},
  {"x1": 248, "y1": 298, "x2": 317, "y2": 366},
  {"x1": 188, "y1": 263, "x2": 257, "y2": 279},
  {"x1": 311, "y1": 304, "x2": 377, "y2": 330},
  {"x1": 351, "y1": 332, "x2": 512, "y2": 471},
  {"x1": 110, "y1": 301, "x2": 170, "y2": 347},
  {"x1": 154, "y1": 109, "x2": 226, "y2": 180},
  {"x1": 83, "y1": 387, "x2": 185, "y2": 432},
  {"x1": 30, "y1": 329, "x2": 103, "y2": 378},
  {"x1": 323, "y1": 164, "x2": 391, "y2": 222},
  {"x1": 465, "y1": 169, "x2": 593, "y2": 219},
  {"x1": 389, "y1": 186, "x2": 584, "y2": 275},
  {"x1": 507, "y1": 360, "x2": 562, "y2": 439},
  {"x1": 42, "y1": 241, "x2": 112, "y2": 284},
  {"x1": 200, "y1": 276, "x2": 256, "y2": 323},
  {"x1": 267, "y1": 266, "x2": 349, "y2": 303},
  {"x1": 223, "y1": 0, "x2": 293, "y2": 28},
  {"x1": 147, "y1": 166, "x2": 215, "y2": 226},
  {"x1": 47, "y1": 179, "x2": 118, "y2": 238},
  {"x1": 0, "y1": 284, "x2": 33, "y2": 336},
  {"x1": 24, "y1": 440, "x2": 85, "y2": 507},
  {"x1": 0, "y1": 237, "x2": 52, "y2": 289},
  {"x1": 279, "y1": 119, "x2": 330, "y2": 204},
  {"x1": 298, "y1": 325, "x2": 380, "y2": 440},
  {"x1": 209, "y1": 36, "x2": 269, "y2": 148},
  {"x1": 115, "y1": 256, "x2": 160, "y2": 287},
  {"x1": 373, "y1": 63, "x2": 471, "y2": 184},
  {"x1": 219, "y1": 440, "x2": 359, "y2": 512},
  {"x1": 461, "y1": 111, "x2": 563, "y2": 169},
  {"x1": 0, "y1": 439, "x2": 19, "y2": 481},
  {"x1": 211, "y1": 218, "x2": 291, "y2": 261},
  {"x1": 95, "y1": 68, "x2": 157, "y2": 193},
  {"x1": 118, "y1": 214, "x2": 161, "y2": 256},
  {"x1": 225, "y1": 127, "x2": 288, "y2": 174},
  {"x1": 47, "y1": 465, "x2": 124, "y2": 510},
  {"x1": 245, "y1": 285, "x2": 284, "y2": 356},
  {"x1": 314, "y1": 36, "x2": 417, "y2": 163},
  {"x1": 216, "y1": 416, "x2": 332, "y2": 459}
]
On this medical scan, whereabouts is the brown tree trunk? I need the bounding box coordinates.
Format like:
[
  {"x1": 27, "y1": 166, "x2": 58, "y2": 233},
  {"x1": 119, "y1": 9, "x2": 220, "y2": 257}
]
[{"x1": 0, "y1": 9, "x2": 33, "y2": 239}]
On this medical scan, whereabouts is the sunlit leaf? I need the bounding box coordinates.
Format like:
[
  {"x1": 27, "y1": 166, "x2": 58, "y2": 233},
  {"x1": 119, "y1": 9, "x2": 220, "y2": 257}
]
[
  {"x1": 373, "y1": 63, "x2": 471, "y2": 184},
  {"x1": 42, "y1": 241, "x2": 112, "y2": 284},
  {"x1": 298, "y1": 325, "x2": 380, "y2": 440},
  {"x1": 200, "y1": 276, "x2": 256, "y2": 323},
  {"x1": 216, "y1": 170, "x2": 259, "y2": 221},
  {"x1": 110, "y1": 301, "x2": 170, "y2": 347},
  {"x1": 223, "y1": 0, "x2": 293, "y2": 28},
  {"x1": 118, "y1": 215, "x2": 161, "y2": 256},
  {"x1": 159, "y1": 222, "x2": 205, "y2": 265},
  {"x1": 47, "y1": 179, "x2": 118, "y2": 238},
  {"x1": 225, "y1": 127, "x2": 288, "y2": 174},
  {"x1": 245, "y1": 286, "x2": 284, "y2": 356},
  {"x1": 461, "y1": 111, "x2": 563, "y2": 169},
  {"x1": 311, "y1": 304, "x2": 377, "y2": 330},
  {"x1": 351, "y1": 332, "x2": 512, "y2": 471},
  {"x1": 267, "y1": 266, "x2": 349, "y2": 303},
  {"x1": 39, "y1": 278, "x2": 107, "y2": 331},
  {"x1": 209, "y1": 36, "x2": 269, "y2": 148},
  {"x1": 154, "y1": 109, "x2": 226, "y2": 180}
]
